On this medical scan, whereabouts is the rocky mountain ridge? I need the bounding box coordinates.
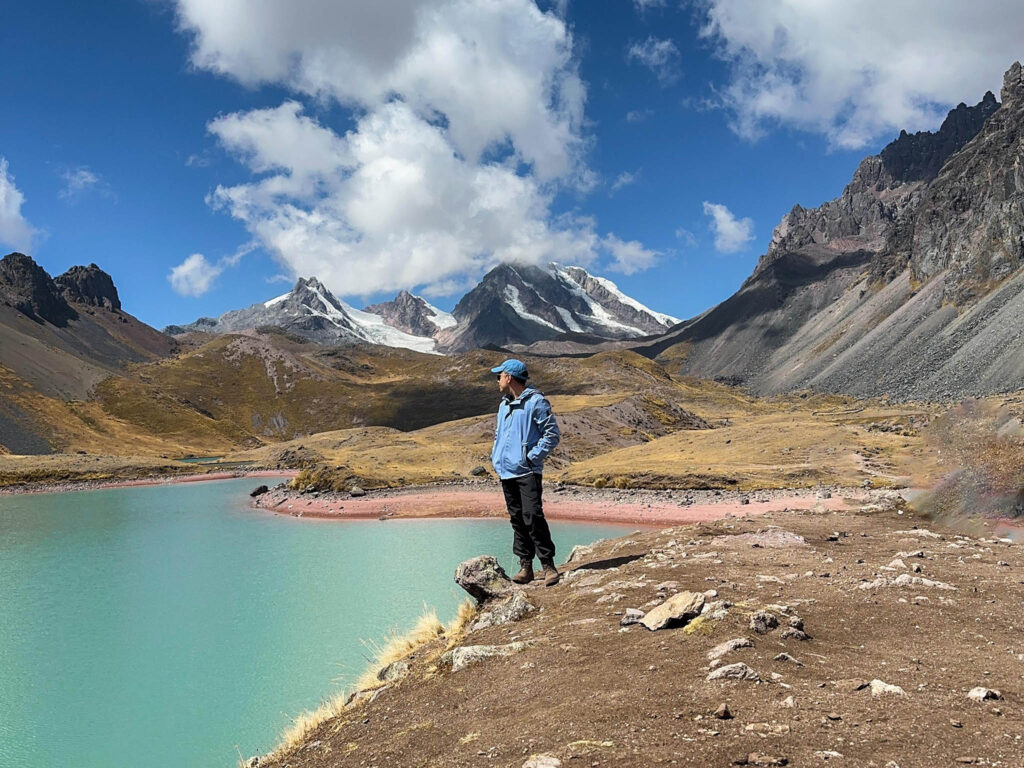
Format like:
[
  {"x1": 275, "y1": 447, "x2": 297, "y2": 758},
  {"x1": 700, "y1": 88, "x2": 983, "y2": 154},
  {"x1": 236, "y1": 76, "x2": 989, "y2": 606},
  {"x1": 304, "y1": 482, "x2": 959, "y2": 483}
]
[
  {"x1": 168, "y1": 263, "x2": 678, "y2": 355},
  {"x1": 638, "y1": 61, "x2": 1024, "y2": 401},
  {"x1": 435, "y1": 263, "x2": 678, "y2": 353},
  {"x1": 166, "y1": 277, "x2": 439, "y2": 353}
]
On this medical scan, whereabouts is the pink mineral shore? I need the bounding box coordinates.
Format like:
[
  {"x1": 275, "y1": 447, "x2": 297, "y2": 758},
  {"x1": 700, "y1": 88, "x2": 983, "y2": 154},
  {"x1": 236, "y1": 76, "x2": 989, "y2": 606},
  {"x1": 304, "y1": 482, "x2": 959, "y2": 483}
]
[
  {"x1": 0, "y1": 469, "x2": 299, "y2": 495},
  {"x1": 255, "y1": 487, "x2": 865, "y2": 526}
]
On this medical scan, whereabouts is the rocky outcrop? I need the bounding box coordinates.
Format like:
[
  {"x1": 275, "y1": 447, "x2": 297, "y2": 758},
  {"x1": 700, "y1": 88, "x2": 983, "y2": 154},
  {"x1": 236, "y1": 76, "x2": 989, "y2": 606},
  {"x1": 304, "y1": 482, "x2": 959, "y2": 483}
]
[
  {"x1": 54, "y1": 263, "x2": 122, "y2": 310},
  {"x1": 639, "y1": 62, "x2": 1024, "y2": 401},
  {"x1": 909, "y1": 63, "x2": 1024, "y2": 303},
  {"x1": 0, "y1": 252, "x2": 77, "y2": 326}
]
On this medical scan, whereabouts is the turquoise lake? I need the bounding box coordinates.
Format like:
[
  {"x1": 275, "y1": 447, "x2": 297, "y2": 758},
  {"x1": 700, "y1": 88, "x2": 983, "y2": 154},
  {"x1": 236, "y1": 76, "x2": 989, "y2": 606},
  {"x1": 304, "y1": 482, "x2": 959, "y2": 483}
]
[{"x1": 0, "y1": 477, "x2": 632, "y2": 768}]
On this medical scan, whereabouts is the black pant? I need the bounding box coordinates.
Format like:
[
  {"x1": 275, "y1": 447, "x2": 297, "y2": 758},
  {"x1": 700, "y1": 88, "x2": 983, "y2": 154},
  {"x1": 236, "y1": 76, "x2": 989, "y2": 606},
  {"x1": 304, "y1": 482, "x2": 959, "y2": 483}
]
[{"x1": 501, "y1": 473, "x2": 555, "y2": 563}]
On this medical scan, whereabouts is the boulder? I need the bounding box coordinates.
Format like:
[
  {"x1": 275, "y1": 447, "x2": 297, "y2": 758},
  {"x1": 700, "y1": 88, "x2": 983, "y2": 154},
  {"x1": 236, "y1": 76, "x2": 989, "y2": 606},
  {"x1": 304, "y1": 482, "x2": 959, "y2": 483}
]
[
  {"x1": 470, "y1": 465, "x2": 489, "y2": 477},
  {"x1": 455, "y1": 556, "x2": 516, "y2": 603},
  {"x1": 349, "y1": 486, "x2": 366, "y2": 497},
  {"x1": 249, "y1": 485, "x2": 269, "y2": 498},
  {"x1": 640, "y1": 591, "x2": 705, "y2": 630}
]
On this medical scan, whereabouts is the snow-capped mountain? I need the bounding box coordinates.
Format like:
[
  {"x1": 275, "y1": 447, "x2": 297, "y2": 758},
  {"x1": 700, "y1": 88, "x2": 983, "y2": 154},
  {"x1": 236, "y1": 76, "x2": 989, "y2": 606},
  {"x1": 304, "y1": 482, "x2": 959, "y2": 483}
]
[
  {"x1": 362, "y1": 290, "x2": 456, "y2": 338},
  {"x1": 165, "y1": 264, "x2": 678, "y2": 356},
  {"x1": 434, "y1": 263, "x2": 679, "y2": 353},
  {"x1": 165, "y1": 277, "x2": 440, "y2": 353}
]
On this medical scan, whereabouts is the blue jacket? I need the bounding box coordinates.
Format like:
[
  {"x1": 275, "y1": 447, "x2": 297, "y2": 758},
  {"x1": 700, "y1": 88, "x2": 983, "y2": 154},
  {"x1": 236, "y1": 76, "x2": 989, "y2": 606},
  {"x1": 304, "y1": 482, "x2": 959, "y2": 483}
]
[{"x1": 491, "y1": 387, "x2": 561, "y2": 479}]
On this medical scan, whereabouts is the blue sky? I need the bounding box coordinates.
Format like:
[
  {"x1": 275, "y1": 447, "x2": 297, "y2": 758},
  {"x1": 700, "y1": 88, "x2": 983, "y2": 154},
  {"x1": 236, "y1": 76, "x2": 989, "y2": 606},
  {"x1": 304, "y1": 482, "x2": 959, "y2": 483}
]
[{"x1": 0, "y1": 1, "x2": 1020, "y2": 329}]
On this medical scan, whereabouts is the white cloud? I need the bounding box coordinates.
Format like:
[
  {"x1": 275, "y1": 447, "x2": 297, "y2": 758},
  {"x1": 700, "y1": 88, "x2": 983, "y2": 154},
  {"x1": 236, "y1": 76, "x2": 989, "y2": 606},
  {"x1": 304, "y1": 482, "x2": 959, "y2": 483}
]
[
  {"x1": 59, "y1": 167, "x2": 98, "y2": 199},
  {"x1": 0, "y1": 158, "x2": 37, "y2": 252},
  {"x1": 603, "y1": 234, "x2": 658, "y2": 274},
  {"x1": 633, "y1": 0, "x2": 666, "y2": 11},
  {"x1": 626, "y1": 108, "x2": 654, "y2": 122},
  {"x1": 702, "y1": 201, "x2": 753, "y2": 253},
  {"x1": 169, "y1": 253, "x2": 222, "y2": 296},
  {"x1": 627, "y1": 36, "x2": 681, "y2": 86},
  {"x1": 610, "y1": 170, "x2": 639, "y2": 194},
  {"x1": 698, "y1": 0, "x2": 1024, "y2": 148},
  {"x1": 207, "y1": 101, "x2": 603, "y2": 296},
  {"x1": 168, "y1": 242, "x2": 256, "y2": 296},
  {"x1": 59, "y1": 166, "x2": 114, "y2": 202},
  {"x1": 675, "y1": 227, "x2": 697, "y2": 247},
  {"x1": 173, "y1": 0, "x2": 646, "y2": 298},
  {"x1": 176, "y1": 0, "x2": 585, "y2": 180}
]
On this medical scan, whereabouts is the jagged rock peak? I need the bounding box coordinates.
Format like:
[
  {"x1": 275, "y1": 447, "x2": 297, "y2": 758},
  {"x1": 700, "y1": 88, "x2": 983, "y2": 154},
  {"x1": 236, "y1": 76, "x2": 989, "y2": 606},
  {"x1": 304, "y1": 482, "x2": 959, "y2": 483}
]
[
  {"x1": 1003, "y1": 61, "x2": 1023, "y2": 105},
  {"x1": 879, "y1": 91, "x2": 1000, "y2": 182},
  {"x1": 0, "y1": 252, "x2": 77, "y2": 327},
  {"x1": 363, "y1": 290, "x2": 455, "y2": 338},
  {"x1": 55, "y1": 263, "x2": 121, "y2": 310}
]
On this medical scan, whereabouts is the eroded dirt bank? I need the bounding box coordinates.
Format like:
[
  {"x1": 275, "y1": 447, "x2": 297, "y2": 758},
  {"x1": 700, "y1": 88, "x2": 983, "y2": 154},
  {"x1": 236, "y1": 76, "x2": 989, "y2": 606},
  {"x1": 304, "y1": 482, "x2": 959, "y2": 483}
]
[
  {"x1": 251, "y1": 498, "x2": 1023, "y2": 768},
  {"x1": 252, "y1": 483, "x2": 880, "y2": 526}
]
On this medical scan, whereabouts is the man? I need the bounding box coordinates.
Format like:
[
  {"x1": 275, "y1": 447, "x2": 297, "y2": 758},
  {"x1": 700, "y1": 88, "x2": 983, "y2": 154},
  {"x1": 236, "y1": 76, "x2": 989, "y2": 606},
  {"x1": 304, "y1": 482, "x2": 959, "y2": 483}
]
[{"x1": 490, "y1": 358, "x2": 562, "y2": 586}]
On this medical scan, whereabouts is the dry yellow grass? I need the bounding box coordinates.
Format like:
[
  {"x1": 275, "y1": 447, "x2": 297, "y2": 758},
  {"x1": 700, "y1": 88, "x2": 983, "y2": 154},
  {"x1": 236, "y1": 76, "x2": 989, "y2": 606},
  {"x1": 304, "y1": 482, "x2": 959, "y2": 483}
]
[
  {"x1": 265, "y1": 600, "x2": 477, "y2": 763},
  {"x1": 560, "y1": 399, "x2": 939, "y2": 490}
]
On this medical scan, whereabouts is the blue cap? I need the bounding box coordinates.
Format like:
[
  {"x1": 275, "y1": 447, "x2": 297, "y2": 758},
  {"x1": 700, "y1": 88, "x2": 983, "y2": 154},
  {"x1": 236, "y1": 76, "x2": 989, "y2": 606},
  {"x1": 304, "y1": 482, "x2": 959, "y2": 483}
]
[{"x1": 491, "y1": 358, "x2": 529, "y2": 379}]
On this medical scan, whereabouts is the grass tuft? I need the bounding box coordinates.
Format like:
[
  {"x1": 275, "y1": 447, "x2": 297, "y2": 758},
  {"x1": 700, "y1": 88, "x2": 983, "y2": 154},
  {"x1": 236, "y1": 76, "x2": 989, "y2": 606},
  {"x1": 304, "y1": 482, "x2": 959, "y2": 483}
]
[
  {"x1": 353, "y1": 609, "x2": 445, "y2": 691},
  {"x1": 265, "y1": 601, "x2": 476, "y2": 762}
]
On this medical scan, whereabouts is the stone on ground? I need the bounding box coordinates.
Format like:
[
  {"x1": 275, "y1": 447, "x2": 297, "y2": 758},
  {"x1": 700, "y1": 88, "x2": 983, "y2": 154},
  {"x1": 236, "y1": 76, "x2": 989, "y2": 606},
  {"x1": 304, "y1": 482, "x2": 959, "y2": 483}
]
[
  {"x1": 472, "y1": 591, "x2": 535, "y2": 630},
  {"x1": 708, "y1": 637, "x2": 754, "y2": 661},
  {"x1": 455, "y1": 555, "x2": 516, "y2": 603},
  {"x1": 707, "y1": 662, "x2": 761, "y2": 682},
  {"x1": 750, "y1": 610, "x2": 779, "y2": 634},
  {"x1": 967, "y1": 687, "x2": 1002, "y2": 702},
  {"x1": 869, "y1": 679, "x2": 906, "y2": 696},
  {"x1": 449, "y1": 642, "x2": 532, "y2": 672},
  {"x1": 640, "y1": 590, "x2": 705, "y2": 630},
  {"x1": 620, "y1": 608, "x2": 645, "y2": 626},
  {"x1": 523, "y1": 756, "x2": 561, "y2": 768}
]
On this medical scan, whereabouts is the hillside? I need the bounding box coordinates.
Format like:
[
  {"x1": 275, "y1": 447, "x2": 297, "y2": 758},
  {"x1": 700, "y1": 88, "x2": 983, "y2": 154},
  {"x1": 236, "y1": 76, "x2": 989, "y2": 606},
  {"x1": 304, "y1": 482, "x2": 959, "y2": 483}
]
[
  {"x1": 637, "y1": 62, "x2": 1024, "y2": 401},
  {"x1": 249, "y1": 501, "x2": 1023, "y2": 768}
]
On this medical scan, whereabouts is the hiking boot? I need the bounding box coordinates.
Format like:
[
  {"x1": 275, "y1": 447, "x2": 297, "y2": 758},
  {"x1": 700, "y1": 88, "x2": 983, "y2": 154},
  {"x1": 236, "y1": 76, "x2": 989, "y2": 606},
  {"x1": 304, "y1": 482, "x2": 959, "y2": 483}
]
[
  {"x1": 511, "y1": 559, "x2": 534, "y2": 584},
  {"x1": 540, "y1": 560, "x2": 560, "y2": 587}
]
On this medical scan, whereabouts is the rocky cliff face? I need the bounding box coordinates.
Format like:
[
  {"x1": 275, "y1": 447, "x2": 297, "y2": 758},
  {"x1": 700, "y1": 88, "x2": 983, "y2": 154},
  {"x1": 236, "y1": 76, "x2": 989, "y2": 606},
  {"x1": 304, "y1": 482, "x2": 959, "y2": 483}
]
[
  {"x1": 54, "y1": 264, "x2": 122, "y2": 310},
  {"x1": 639, "y1": 62, "x2": 1024, "y2": 401},
  {"x1": 910, "y1": 63, "x2": 1024, "y2": 303},
  {"x1": 0, "y1": 252, "x2": 78, "y2": 326}
]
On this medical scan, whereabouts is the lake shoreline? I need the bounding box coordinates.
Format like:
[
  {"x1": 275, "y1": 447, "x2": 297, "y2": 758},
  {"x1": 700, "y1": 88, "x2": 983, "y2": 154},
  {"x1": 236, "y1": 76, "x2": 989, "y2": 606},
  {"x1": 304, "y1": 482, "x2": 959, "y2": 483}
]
[
  {"x1": 254, "y1": 482, "x2": 882, "y2": 527},
  {"x1": 0, "y1": 468, "x2": 298, "y2": 496}
]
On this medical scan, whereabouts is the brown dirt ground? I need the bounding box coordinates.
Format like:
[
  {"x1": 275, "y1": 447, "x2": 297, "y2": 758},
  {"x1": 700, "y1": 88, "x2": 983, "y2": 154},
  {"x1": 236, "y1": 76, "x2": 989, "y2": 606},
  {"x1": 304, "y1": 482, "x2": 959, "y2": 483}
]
[{"x1": 253, "y1": 501, "x2": 1023, "y2": 768}]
